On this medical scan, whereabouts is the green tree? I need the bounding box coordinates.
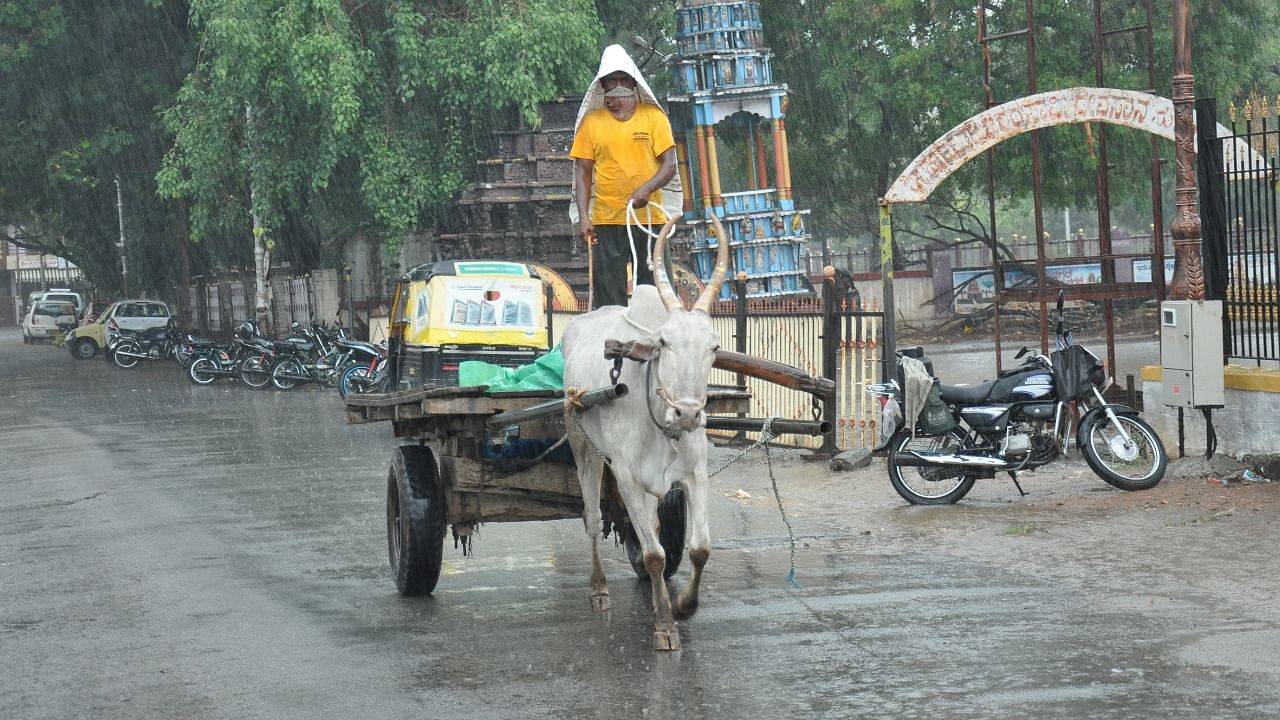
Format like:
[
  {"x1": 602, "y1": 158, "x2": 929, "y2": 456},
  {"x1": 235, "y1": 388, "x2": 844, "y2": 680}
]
[
  {"x1": 156, "y1": 0, "x2": 601, "y2": 318},
  {"x1": 765, "y1": 0, "x2": 1279, "y2": 262},
  {"x1": 1, "y1": 0, "x2": 195, "y2": 296}
]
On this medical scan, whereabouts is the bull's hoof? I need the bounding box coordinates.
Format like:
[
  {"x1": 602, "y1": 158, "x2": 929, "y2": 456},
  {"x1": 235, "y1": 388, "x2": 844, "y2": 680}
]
[
  {"x1": 590, "y1": 592, "x2": 611, "y2": 612},
  {"x1": 652, "y1": 627, "x2": 681, "y2": 651}
]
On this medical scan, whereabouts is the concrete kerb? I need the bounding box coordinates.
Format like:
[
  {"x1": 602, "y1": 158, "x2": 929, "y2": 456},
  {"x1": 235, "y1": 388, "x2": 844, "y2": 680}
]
[{"x1": 1140, "y1": 364, "x2": 1280, "y2": 470}]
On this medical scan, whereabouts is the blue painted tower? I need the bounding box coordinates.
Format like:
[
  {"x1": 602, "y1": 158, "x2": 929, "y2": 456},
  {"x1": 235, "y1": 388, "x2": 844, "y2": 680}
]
[{"x1": 668, "y1": 0, "x2": 812, "y2": 299}]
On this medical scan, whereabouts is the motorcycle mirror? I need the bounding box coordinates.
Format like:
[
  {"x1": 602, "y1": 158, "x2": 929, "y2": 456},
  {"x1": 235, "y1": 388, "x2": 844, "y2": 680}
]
[
  {"x1": 1056, "y1": 289, "x2": 1065, "y2": 316},
  {"x1": 1015, "y1": 346, "x2": 1030, "y2": 359}
]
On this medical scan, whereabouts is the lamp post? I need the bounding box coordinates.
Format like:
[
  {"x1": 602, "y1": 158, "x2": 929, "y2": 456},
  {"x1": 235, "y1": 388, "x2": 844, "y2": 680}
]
[{"x1": 1168, "y1": 0, "x2": 1205, "y2": 300}]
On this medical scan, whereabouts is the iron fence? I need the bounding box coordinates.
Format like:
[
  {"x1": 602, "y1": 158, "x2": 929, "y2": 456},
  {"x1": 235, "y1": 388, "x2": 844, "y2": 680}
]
[
  {"x1": 1217, "y1": 101, "x2": 1279, "y2": 362},
  {"x1": 186, "y1": 273, "x2": 316, "y2": 338}
]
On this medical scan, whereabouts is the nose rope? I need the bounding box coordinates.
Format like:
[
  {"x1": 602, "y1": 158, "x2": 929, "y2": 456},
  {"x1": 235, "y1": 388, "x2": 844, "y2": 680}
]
[{"x1": 645, "y1": 357, "x2": 705, "y2": 439}]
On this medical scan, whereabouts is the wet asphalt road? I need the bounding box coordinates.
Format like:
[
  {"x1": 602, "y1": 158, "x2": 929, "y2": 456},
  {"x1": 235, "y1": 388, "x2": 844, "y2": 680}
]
[{"x1": 2, "y1": 327, "x2": 1279, "y2": 719}]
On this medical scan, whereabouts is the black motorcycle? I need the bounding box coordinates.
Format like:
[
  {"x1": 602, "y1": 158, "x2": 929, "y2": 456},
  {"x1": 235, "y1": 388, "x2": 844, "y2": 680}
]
[
  {"x1": 866, "y1": 291, "x2": 1168, "y2": 505},
  {"x1": 335, "y1": 339, "x2": 389, "y2": 398},
  {"x1": 268, "y1": 322, "x2": 346, "y2": 391},
  {"x1": 186, "y1": 324, "x2": 257, "y2": 386},
  {"x1": 110, "y1": 318, "x2": 185, "y2": 369}
]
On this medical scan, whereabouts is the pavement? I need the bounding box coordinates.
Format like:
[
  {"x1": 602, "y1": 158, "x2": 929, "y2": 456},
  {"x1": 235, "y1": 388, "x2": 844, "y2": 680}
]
[{"x1": 2, "y1": 326, "x2": 1279, "y2": 719}]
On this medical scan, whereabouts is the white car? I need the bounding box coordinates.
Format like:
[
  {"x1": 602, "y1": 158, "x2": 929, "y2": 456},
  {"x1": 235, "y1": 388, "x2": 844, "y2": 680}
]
[
  {"x1": 22, "y1": 300, "x2": 78, "y2": 344},
  {"x1": 37, "y1": 288, "x2": 86, "y2": 319},
  {"x1": 66, "y1": 299, "x2": 172, "y2": 359}
]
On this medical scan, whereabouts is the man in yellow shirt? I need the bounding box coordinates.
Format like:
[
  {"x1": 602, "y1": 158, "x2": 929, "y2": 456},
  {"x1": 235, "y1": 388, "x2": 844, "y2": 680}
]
[{"x1": 570, "y1": 45, "x2": 677, "y2": 309}]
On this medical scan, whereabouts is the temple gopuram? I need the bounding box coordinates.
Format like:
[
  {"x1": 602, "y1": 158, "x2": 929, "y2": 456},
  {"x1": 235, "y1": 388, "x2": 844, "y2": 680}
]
[{"x1": 668, "y1": 0, "x2": 812, "y2": 299}]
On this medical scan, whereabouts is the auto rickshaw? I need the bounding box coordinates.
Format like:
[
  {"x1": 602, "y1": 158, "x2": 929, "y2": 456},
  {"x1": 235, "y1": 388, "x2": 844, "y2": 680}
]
[{"x1": 386, "y1": 260, "x2": 550, "y2": 390}]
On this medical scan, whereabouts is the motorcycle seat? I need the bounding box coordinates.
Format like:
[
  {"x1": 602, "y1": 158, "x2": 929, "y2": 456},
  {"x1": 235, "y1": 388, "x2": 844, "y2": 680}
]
[
  {"x1": 938, "y1": 380, "x2": 997, "y2": 404},
  {"x1": 283, "y1": 337, "x2": 315, "y2": 352}
]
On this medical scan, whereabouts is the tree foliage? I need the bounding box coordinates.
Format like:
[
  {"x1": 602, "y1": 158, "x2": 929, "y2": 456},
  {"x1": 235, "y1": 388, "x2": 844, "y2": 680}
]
[
  {"x1": 766, "y1": 0, "x2": 1280, "y2": 255},
  {"x1": 156, "y1": 0, "x2": 602, "y2": 268},
  {"x1": 0, "y1": 0, "x2": 193, "y2": 296},
  {"x1": 2, "y1": 0, "x2": 1277, "y2": 294}
]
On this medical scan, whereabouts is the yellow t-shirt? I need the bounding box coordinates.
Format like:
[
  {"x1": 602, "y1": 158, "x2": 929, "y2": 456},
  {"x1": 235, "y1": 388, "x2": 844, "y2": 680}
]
[{"x1": 569, "y1": 104, "x2": 675, "y2": 225}]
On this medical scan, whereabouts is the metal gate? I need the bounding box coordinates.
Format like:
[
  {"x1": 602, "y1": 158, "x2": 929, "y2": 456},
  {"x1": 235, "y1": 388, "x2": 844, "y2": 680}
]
[
  {"x1": 1204, "y1": 98, "x2": 1279, "y2": 361},
  {"x1": 706, "y1": 284, "x2": 883, "y2": 452}
]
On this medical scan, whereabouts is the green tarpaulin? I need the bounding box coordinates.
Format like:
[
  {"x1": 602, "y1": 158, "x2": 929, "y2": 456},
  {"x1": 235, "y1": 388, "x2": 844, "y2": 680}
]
[{"x1": 458, "y1": 346, "x2": 564, "y2": 392}]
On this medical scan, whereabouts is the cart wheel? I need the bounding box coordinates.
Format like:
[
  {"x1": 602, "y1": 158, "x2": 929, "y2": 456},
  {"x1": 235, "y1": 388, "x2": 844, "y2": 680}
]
[
  {"x1": 624, "y1": 484, "x2": 686, "y2": 580},
  {"x1": 387, "y1": 445, "x2": 445, "y2": 596}
]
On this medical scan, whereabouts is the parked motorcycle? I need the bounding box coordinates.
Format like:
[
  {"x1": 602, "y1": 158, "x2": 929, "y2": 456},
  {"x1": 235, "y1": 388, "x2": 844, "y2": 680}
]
[
  {"x1": 186, "y1": 321, "x2": 262, "y2": 385},
  {"x1": 110, "y1": 318, "x2": 185, "y2": 369},
  {"x1": 268, "y1": 322, "x2": 347, "y2": 391},
  {"x1": 866, "y1": 291, "x2": 1167, "y2": 505},
  {"x1": 336, "y1": 340, "x2": 390, "y2": 398}
]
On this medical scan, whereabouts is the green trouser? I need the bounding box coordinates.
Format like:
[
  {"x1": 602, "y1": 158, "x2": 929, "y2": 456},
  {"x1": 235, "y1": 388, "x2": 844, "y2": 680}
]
[{"x1": 591, "y1": 224, "x2": 654, "y2": 310}]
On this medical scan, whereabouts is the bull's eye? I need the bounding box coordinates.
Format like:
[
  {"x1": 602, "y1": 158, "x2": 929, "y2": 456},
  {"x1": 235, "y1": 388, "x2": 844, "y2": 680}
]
[
  {"x1": 659, "y1": 338, "x2": 667, "y2": 347},
  {"x1": 712, "y1": 344, "x2": 720, "y2": 353}
]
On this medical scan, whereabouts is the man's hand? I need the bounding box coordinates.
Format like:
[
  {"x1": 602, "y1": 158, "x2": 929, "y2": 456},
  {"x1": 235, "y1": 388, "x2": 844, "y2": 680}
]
[
  {"x1": 629, "y1": 188, "x2": 652, "y2": 209},
  {"x1": 580, "y1": 218, "x2": 597, "y2": 246}
]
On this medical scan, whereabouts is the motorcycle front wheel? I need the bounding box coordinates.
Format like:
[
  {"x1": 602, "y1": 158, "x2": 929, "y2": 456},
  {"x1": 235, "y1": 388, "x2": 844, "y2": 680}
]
[
  {"x1": 887, "y1": 428, "x2": 979, "y2": 505},
  {"x1": 188, "y1": 356, "x2": 219, "y2": 385},
  {"x1": 271, "y1": 358, "x2": 304, "y2": 391},
  {"x1": 238, "y1": 356, "x2": 272, "y2": 389},
  {"x1": 339, "y1": 364, "x2": 375, "y2": 399},
  {"x1": 112, "y1": 341, "x2": 141, "y2": 369},
  {"x1": 1079, "y1": 413, "x2": 1166, "y2": 491}
]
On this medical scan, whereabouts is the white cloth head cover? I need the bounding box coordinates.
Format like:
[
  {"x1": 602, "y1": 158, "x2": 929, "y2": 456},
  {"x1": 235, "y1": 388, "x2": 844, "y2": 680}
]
[{"x1": 569, "y1": 44, "x2": 683, "y2": 225}]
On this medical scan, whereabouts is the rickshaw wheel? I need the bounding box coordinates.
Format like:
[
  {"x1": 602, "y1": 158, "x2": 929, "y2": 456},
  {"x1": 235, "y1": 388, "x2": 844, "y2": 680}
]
[{"x1": 387, "y1": 445, "x2": 445, "y2": 596}]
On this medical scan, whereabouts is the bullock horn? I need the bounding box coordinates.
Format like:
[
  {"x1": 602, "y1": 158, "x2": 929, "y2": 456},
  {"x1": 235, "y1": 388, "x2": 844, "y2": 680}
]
[
  {"x1": 693, "y1": 215, "x2": 730, "y2": 313},
  {"x1": 651, "y1": 217, "x2": 684, "y2": 311}
]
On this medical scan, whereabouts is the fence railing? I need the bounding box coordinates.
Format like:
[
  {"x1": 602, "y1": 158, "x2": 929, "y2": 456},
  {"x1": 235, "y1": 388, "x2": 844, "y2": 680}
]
[
  {"x1": 186, "y1": 273, "x2": 318, "y2": 338},
  {"x1": 1218, "y1": 106, "x2": 1279, "y2": 362},
  {"x1": 802, "y1": 232, "x2": 1174, "y2": 277}
]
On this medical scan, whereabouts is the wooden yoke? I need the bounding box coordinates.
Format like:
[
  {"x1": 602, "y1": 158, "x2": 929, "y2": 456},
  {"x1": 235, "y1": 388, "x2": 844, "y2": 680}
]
[
  {"x1": 713, "y1": 349, "x2": 835, "y2": 399},
  {"x1": 601, "y1": 340, "x2": 834, "y2": 400}
]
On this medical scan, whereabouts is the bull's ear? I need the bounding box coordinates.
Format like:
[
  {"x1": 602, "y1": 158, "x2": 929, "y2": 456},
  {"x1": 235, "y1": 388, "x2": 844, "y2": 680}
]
[{"x1": 627, "y1": 338, "x2": 660, "y2": 362}]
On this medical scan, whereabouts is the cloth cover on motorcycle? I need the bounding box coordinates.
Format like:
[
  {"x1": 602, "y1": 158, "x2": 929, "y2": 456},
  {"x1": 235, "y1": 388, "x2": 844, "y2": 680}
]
[
  {"x1": 1051, "y1": 345, "x2": 1098, "y2": 401},
  {"x1": 899, "y1": 355, "x2": 931, "y2": 432}
]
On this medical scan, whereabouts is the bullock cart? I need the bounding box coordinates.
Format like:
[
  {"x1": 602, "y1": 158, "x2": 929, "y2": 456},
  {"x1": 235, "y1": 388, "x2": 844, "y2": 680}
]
[{"x1": 344, "y1": 350, "x2": 833, "y2": 597}]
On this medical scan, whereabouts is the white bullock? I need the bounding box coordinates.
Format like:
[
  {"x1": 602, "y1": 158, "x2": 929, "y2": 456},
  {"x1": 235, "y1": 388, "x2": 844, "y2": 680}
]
[{"x1": 561, "y1": 215, "x2": 730, "y2": 651}]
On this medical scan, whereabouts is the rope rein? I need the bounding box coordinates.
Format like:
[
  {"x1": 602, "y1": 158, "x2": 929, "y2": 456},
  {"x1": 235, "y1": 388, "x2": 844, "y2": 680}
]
[{"x1": 626, "y1": 200, "x2": 662, "y2": 289}]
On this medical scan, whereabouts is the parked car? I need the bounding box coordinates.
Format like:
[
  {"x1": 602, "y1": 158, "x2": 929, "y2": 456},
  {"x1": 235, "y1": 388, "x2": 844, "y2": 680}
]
[
  {"x1": 79, "y1": 300, "x2": 109, "y2": 325},
  {"x1": 66, "y1": 299, "x2": 171, "y2": 359},
  {"x1": 22, "y1": 300, "x2": 78, "y2": 343},
  {"x1": 36, "y1": 288, "x2": 86, "y2": 319}
]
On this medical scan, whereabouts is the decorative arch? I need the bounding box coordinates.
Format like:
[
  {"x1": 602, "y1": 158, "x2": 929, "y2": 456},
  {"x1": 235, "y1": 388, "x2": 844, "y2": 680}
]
[{"x1": 884, "y1": 88, "x2": 1175, "y2": 204}]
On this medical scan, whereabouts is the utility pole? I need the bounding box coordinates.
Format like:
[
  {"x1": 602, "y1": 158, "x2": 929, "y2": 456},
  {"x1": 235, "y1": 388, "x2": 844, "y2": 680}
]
[
  {"x1": 114, "y1": 174, "x2": 129, "y2": 296},
  {"x1": 1168, "y1": 0, "x2": 1204, "y2": 300}
]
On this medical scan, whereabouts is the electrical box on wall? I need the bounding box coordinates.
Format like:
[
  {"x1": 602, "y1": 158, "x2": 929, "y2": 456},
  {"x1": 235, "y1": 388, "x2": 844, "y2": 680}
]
[{"x1": 1160, "y1": 300, "x2": 1225, "y2": 407}]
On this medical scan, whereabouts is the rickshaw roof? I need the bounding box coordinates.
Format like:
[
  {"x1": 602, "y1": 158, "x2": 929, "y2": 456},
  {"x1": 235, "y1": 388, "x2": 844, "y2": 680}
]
[{"x1": 403, "y1": 260, "x2": 542, "y2": 283}]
